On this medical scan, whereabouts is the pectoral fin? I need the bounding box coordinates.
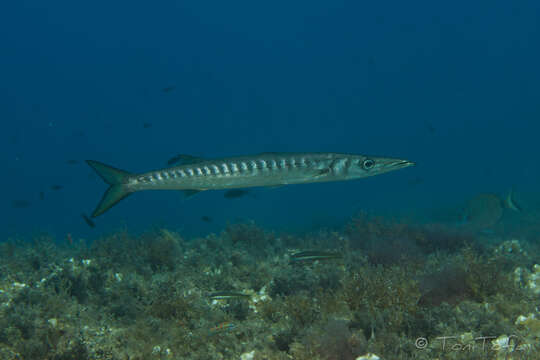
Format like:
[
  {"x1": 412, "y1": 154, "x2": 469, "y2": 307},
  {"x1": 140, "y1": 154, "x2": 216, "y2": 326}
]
[
  {"x1": 182, "y1": 190, "x2": 202, "y2": 198},
  {"x1": 313, "y1": 168, "x2": 331, "y2": 179}
]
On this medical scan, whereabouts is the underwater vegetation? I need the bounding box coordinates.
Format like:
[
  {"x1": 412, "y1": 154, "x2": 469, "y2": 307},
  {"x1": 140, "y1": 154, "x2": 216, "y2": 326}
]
[{"x1": 0, "y1": 215, "x2": 539, "y2": 359}]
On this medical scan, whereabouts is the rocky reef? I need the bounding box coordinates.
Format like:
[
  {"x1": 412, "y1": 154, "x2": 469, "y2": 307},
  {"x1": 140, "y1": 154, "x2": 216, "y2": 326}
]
[{"x1": 0, "y1": 215, "x2": 539, "y2": 359}]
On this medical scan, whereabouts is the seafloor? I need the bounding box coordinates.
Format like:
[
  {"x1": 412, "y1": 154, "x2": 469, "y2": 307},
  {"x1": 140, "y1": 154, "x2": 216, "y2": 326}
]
[{"x1": 1, "y1": 211, "x2": 539, "y2": 360}]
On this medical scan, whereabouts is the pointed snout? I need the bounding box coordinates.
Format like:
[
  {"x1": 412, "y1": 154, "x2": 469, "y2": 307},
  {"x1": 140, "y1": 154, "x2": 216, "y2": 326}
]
[
  {"x1": 372, "y1": 157, "x2": 415, "y2": 175},
  {"x1": 389, "y1": 159, "x2": 415, "y2": 168}
]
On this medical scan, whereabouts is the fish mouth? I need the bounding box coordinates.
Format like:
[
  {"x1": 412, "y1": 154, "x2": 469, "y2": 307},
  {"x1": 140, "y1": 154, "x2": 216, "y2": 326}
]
[{"x1": 389, "y1": 159, "x2": 415, "y2": 168}]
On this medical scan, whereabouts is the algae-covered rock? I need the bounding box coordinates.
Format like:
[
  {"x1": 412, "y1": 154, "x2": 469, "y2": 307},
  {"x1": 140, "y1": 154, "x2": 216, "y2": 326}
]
[
  {"x1": 491, "y1": 334, "x2": 532, "y2": 359},
  {"x1": 240, "y1": 350, "x2": 255, "y2": 360},
  {"x1": 515, "y1": 313, "x2": 540, "y2": 338},
  {"x1": 356, "y1": 354, "x2": 380, "y2": 360},
  {"x1": 514, "y1": 263, "x2": 540, "y2": 295}
]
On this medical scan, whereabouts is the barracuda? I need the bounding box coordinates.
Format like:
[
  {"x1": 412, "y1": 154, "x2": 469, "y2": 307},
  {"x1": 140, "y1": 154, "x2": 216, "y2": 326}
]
[{"x1": 86, "y1": 152, "x2": 414, "y2": 217}]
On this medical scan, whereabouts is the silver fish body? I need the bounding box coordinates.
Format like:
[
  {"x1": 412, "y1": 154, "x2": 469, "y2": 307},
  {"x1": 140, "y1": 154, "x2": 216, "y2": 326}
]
[
  {"x1": 86, "y1": 152, "x2": 414, "y2": 217},
  {"x1": 128, "y1": 153, "x2": 412, "y2": 190}
]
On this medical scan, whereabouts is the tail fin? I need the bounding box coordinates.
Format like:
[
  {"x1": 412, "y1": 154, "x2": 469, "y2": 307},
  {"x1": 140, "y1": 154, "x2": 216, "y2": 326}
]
[
  {"x1": 86, "y1": 160, "x2": 133, "y2": 217},
  {"x1": 504, "y1": 188, "x2": 522, "y2": 212}
]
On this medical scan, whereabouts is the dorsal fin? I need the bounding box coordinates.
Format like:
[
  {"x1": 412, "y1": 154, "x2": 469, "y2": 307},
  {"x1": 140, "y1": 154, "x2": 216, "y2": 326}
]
[
  {"x1": 167, "y1": 154, "x2": 205, "y2": 166},
  {"x1": 257, "y1": 152, "x2": 284, "y2": 156}
]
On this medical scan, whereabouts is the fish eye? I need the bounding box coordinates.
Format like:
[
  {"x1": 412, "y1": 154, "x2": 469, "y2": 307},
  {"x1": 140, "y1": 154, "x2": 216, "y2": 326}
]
[{"x1": 362, "y1": 159, "x2": 375, "y2": 170}]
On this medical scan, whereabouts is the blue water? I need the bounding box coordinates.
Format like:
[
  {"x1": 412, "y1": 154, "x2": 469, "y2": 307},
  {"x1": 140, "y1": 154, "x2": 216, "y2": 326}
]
[{"x1": 1, "y1": 0, "x2": 539, "y2": 240}]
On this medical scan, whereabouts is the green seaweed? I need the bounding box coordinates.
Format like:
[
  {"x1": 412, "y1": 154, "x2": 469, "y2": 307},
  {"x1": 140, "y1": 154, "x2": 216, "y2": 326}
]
[{"x1": 0, "y1": 214, "x2": 538, "y2": 359}]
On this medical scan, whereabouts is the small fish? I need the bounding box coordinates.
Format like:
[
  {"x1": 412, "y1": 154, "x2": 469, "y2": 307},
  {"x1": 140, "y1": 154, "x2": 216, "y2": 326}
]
[
  {"x1": 290, "y1": 250, "x2": 343, "y2": 262},
  {"x1": 224, "y1": 189, "x2": 250, "y2": 199},
  {"x1": 11, "y1": 200, "x2": 31, "y2": 208},
  {"x1": 208, "y1": 291, "x2": 251, "y2": 300},
  {"x1": 143, "y1": 122, "x2": 152, "y2": 129},
  {"x1": 201, "y1": 215, "x2": 213, "y2": 222},
  {"x1": 81, "y1": 213, "x2": 96, "y2": 228},
  {"x1": 39, "y1": 191, "x2": 45, "y2": 200},
  {"x1": 162, "y1": 86, "x2": 176, "y2": 93},
  {"x1": 86, "y1": 152, "x2": 414, "y2": 217},
  {"x1": 66, "y1": 159, "x2": 79, "y2": 165},
  {"x1": 461, "y1": 193, "x2": 503, "y2": 230},
  {"x1": 51, "y1": 185, "x2": 64, "y2": 191},
  {"x1": 425, "y1": 121, "x2": 436, "y2": 134},
  {"x1": 209, "y1": 322, "x2": 236, "y2": 334}
]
